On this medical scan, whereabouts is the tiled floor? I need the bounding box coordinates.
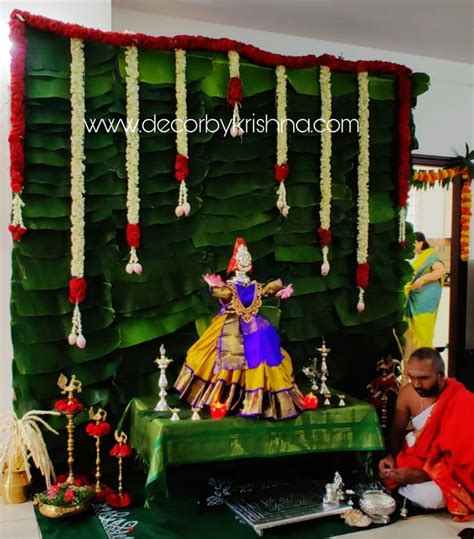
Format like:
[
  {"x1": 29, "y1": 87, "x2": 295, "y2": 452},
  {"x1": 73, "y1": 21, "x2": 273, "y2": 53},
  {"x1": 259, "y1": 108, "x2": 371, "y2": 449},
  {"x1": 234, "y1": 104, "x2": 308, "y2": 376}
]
[
  {"x1": 0, "y1": 496, "x2": 468, "y2": 538},
  {"x1": 0, "y1": 497, "x2": 40, "y2": 539}
]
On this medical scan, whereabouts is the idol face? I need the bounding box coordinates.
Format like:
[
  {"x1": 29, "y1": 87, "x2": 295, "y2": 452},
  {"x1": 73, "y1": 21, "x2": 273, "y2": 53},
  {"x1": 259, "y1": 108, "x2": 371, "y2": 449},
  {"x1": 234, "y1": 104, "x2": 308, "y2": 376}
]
[
  {"x1": 407, "y1": 359, "x2": 445, "y2": 397},
  {"x1": 236, "y1": 245, "x2": 252, "y2": 274}
]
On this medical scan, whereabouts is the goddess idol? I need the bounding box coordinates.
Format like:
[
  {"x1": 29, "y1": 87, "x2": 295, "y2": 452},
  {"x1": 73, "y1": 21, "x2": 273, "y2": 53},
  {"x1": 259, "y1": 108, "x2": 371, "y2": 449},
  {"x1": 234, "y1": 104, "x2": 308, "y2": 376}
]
[{"x1": 174, "y1": 238, "x2": 306, "y2": 419}]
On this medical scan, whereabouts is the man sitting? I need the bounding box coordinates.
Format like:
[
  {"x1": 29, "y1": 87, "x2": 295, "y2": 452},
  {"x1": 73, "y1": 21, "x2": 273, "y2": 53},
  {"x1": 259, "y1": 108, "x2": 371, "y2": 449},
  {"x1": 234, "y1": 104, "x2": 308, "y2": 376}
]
[{"x1": 378, "y1": 347, "x2": 474, "y2": 521}]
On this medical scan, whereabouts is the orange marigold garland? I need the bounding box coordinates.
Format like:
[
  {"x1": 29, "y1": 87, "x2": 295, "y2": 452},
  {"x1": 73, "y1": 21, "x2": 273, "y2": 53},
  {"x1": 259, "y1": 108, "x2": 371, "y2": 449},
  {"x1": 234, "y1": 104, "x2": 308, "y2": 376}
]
[{"x1": 460, "y1": 177, "x2": 471, "y2": 262}]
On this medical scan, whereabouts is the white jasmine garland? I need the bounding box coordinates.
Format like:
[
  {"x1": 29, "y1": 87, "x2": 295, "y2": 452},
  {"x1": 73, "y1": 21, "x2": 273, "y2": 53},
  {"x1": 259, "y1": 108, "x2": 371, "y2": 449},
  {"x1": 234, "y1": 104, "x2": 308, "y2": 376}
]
[
  {"x1": 356, "y1": 71, "x2": 370, "y2": 311},
  {"x1": 275, "y1": 65, "x2": 290, "y2": 217},
  {"x1": 398, "y1": 207, "x2": 406, "y2": 245},
  {"x1": 228, "y1": 50, "x2": 244, "y2": 137},
  {"x1": 69, "y1": 38, "x2": 86, "y2": 348},
  {"x1": 124, "y1": 45, "x2": 143, "y2": 275},
  {"x1": 319, "y1": 66, "x2": 332, "y2": 275},
  {"x1": 175, "y1": 49, "x2": 190, "y2": 216}
]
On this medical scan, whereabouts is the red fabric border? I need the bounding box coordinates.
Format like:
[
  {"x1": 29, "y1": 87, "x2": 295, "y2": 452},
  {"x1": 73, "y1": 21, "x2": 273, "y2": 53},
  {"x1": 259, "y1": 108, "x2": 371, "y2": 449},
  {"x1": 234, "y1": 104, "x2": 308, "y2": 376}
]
[{"x1": 9, "y1": 9, "x2": 412, "y2": 209}]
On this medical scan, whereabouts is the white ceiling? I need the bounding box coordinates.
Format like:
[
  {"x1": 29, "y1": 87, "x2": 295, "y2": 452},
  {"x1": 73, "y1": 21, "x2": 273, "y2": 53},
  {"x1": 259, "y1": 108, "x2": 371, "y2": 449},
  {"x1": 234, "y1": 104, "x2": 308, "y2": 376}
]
[{"x1": 113, "y1": 0, "x2": 474, "y2": 64}]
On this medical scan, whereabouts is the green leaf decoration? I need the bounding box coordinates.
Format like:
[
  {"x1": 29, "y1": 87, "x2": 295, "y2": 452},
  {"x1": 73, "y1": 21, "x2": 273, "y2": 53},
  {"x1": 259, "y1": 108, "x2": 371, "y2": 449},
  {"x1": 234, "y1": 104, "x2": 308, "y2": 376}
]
[{"x1": 11, "y1": 26, "x2": 424, "y2": 425}]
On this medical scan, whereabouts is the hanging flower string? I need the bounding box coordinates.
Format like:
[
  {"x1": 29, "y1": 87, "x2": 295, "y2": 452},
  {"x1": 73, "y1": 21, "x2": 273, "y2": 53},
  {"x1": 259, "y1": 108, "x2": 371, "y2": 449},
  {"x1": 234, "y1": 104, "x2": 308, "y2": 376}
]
[
  {"x1": 174, "y1": 49, "x2": 191, "y2": 218},
  {"x1": 460, "y1": 175, "x2": 471, "y2": 262},
  {"x1": 8, "y1": 13, "x2": 27, "y2": 241},
  {"x1": 397, "y1": 75, "x2": 411, "y2": 248},
  {"x1": 68, "y1": 38, "x2": 87, "y2": 349},
  {"x1": 124, "y1": 45, "x2": 143, "y2": 276},
  {"x1": 228, "y1": 50, "x2": 244, "y2": 137},
  {"x1": 318, "y1": 66, "x2": 333, "y2": 276},
  {"x1": 275, "y1": 65, "x2": 290, "y2": 217},
  {"x1": 356, "y1": 71, "x2": 370, "y2": 313}
]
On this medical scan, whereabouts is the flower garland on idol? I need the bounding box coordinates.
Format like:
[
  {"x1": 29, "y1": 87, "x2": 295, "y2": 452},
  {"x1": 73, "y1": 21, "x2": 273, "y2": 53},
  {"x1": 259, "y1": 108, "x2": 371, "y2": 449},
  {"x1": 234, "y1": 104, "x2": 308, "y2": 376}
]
[
  {"x1": 228, "y1": 50, "x2": 244, "y2": 137},
  {"x1": 318, "y1": 66, "x2": 333, "y2": 276},
  {"x1": 8, "y1": 13, "x2": 27, "y2": 242},
  {"x1": 355, "y1": 71, "x2": 370, "y2": 313},
  {"x1": 68, "y1": 38, "x2": 87, "y2": 349},
  {"x1": 274, "y1": 65, "x2": 290, "y2": 217},
  {"x1": 174, "y1": 49, "x2": 191, "y2": 218},
  {"x1": 124, "y1": 45, "x2": 143, "y2": 276}
]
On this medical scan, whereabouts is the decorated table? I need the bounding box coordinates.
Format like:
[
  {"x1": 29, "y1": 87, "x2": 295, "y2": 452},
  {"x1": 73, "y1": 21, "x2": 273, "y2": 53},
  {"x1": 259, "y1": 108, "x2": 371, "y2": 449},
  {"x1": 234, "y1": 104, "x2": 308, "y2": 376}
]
[{"x1": 124, "y1": 392, "x2": 384, "y2": 505}]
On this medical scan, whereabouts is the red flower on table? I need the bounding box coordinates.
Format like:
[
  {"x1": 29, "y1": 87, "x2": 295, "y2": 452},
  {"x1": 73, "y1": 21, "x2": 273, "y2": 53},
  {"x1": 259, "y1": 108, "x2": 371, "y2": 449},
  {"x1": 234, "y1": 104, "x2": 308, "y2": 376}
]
[
  {"x1": 317, "y1": 227, "x2": 332, "y2": 247},
  {"x1": 174, "y1": 153, "x2": 189, "y2": 182},
  {"x1": 274, "y1": 163, "x2": 289, "y2": 182},
  {"x1": 110, "y1": 443, "x2": 133, "y2": 458},
  {"x1": 227, "y1": 77, "x2": 243, "y2": 107},
  {"x1": 126, "y1": 223, "x2": 140, "y2": 249},
  {"x1": 8, "y1": 224, "x2": 27, "y2": 242},
  {"x1": 106, "y1": 491, "x2": 132, "y2": 508},
  {"x1": 54, "y1": 397, "x2": 85, "y2": 414},
  {"x1": 85, "y1": 421, "x2": 111, "y2": 438},
  {"x1": 69, "y1": 277, "x2": 87, "y2": 305}
]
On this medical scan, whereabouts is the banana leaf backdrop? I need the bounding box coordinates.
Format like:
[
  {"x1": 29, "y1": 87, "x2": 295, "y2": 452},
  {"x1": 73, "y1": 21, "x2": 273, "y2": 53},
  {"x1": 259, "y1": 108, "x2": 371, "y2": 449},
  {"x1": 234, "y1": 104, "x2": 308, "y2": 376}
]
[{"x1": 11, "y1": 25, "x2": 429, "y2": 428}]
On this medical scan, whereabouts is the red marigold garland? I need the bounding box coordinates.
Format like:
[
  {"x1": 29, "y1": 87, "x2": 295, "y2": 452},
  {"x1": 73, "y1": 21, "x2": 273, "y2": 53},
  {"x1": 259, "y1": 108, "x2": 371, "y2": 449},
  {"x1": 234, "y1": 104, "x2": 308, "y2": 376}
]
[
  {"x1": 396, "y1": 75, "x2": 412, "y2": 249},
  {"x1": 8, "y1": 13, "x2": 27, "y2": 241}
]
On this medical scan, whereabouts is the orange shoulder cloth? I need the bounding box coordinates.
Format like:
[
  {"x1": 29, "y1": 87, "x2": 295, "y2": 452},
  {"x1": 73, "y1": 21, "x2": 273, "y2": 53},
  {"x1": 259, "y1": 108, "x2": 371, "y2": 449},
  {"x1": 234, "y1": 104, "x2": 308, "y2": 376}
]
[{"x1": 396, "y1": 379, "x2": 474, "y2": 521}]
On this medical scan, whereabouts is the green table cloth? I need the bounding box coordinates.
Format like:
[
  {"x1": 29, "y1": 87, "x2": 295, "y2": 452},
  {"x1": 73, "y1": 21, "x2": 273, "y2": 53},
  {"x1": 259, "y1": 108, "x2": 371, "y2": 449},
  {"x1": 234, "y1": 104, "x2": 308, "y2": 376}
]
[{"x1": 125, "y1": 392, "x2": 384, "y2": 505}]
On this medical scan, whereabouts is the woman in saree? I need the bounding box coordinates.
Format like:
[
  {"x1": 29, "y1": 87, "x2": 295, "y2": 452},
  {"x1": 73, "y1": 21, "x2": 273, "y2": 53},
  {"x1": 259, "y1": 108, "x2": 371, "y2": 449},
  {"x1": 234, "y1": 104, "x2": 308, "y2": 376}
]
[
  {"x1": 404, "y1": 232, "x2": 445, "y2": 355},
  {"x1": 174, "y1": 238, "x2": 306, "y2": 420}
]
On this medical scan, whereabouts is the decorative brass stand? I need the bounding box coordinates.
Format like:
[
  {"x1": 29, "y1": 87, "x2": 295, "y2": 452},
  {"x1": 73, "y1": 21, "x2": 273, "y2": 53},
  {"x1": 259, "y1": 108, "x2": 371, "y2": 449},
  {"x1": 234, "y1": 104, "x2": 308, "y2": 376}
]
[
  {"x1": 57, "y1": 374, "x2": 83, "y2": 485},
  {"x1": 89, "y1": 407, "x2": 108, "y2": 493}
]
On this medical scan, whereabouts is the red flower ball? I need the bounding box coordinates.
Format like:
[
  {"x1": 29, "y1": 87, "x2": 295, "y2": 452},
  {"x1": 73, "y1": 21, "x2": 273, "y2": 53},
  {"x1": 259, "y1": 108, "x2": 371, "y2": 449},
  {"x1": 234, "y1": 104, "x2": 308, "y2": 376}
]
[
  {"x1": 274, "y1": 163, "x2": 289, "y2": 182},
  {"x1": 69, "y1": 277, "x2": 87, "y2": 305},
  {"x1": 227, "y1": 77, "x2": 243, "y2": 107},
  {"x1": 106, "y1": 491, "x2": 132, "y2": 508},
  {"x1": 110, "y1": 443, "x2": 133, "y2": 458},
  {"x1": 8, "y1": 224, "x2": 27, "y2": 242},
  {"x1": 54, "y1": 398, "x2": 85, "y2": 414},
  {"x1": 126, "y1": 223, "x2": 141, "y2": 249},
  {"x1": 356, "y1": 263, "x2": 370, "y2": 289},
  {"x1": 174, "y1": 153, "x2": 189, "y2": 182},
  {"x1": 85, "y1": 421, "x2": 111, "y2": 438},
  {"x1": 317, "y1": 227, "x2": 332, "y2": 247}
]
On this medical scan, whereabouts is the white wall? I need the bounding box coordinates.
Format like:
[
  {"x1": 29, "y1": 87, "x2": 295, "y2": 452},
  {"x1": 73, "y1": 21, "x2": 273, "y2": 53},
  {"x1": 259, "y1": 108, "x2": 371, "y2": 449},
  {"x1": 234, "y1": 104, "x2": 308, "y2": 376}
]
[{"x1": 0, "y1": 1, "x2": 111, "y2": 412}]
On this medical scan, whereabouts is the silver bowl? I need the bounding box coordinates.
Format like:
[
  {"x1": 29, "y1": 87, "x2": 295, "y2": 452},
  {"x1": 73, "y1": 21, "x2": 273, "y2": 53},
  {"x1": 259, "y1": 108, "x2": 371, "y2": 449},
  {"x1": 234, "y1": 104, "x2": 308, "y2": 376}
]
[{"x1": 359, "y1": 490, "x2": 396, "y2": 524}]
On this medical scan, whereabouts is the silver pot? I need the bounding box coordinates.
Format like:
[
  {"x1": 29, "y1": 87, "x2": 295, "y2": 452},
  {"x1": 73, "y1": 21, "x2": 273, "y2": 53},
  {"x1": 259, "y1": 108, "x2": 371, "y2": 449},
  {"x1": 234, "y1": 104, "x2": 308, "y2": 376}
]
[{"x1": 359, "y1": 490, "x2": 396, "y2": 524}]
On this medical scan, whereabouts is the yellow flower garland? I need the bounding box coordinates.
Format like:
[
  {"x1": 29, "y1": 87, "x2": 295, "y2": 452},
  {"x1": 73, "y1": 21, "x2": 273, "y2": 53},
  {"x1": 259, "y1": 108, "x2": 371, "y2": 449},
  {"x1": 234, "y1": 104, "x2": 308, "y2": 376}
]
[
  {"x1": 356, "y1": 71, "x2": 370, "y2": 311},
  {"x1": 275, "y1": 64, "x2": 289, "y2": 216},
  {"x1": 125, "y1": 45, "x2": 142, "y2": 274},
  {"x1": 69, "y1": 38, "x2": 86, "y2": 348},
  {"x1": 319, "y1": 66, "x2": 332, "y2": 275}
]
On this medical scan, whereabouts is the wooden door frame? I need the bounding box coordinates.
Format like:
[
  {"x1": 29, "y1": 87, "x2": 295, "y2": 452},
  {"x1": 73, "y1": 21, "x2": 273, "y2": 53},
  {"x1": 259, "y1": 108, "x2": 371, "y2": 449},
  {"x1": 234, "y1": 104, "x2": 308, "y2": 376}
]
[{"x1": 412, "y1": 154, "x2": 467, "y2": 377}]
